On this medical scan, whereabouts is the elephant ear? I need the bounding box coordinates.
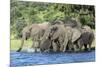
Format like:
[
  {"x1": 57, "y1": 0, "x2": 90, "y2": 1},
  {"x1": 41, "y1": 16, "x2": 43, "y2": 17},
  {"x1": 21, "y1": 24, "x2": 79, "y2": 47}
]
[
  {"x1": 51, "y1": 26, "x2": 60, "y2": 40},
  {"x1": 72, "y1": 28, "x2": 81, "y2": 43}
]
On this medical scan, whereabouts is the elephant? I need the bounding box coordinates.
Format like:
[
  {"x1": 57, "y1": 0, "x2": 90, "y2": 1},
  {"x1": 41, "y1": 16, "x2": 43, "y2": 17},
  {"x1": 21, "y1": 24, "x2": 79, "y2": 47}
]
[
  {"x1": 48, "y1": 24, "x2": 67, "y2": 52},
  {"x1": 39, "y1": 24, "x2": 62, "y2": 52},
  {"x1": 63, "y1": 26, "x2": 82, "y2": 52},
  {"x1": 16, "y1": 22, "x2": 50, "y2": 52},
  {"x1": 48, "y1": 23, "x2": 82, "y2": 52},
  {"x1": 76, "y1": 25, "x2": 94, "y2": 51}
]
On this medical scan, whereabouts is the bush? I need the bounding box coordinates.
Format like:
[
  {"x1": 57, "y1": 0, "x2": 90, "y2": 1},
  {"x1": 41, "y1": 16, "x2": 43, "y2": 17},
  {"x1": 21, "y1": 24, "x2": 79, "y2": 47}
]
[{"x1": 15, "y1": 18, "x2": 27, "y2": 38}]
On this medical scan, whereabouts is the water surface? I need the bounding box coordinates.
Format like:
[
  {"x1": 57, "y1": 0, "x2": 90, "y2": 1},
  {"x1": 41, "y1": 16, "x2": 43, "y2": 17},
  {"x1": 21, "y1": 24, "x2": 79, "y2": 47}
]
[{"x1": 10, "y1": 51, "x2": 95, "y2": 66}]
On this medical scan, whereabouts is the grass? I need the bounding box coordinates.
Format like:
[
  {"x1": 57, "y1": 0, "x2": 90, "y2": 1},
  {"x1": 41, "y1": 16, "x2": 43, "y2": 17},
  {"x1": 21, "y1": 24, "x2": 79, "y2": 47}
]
[{"x1": 10, "y1": 39, "x2": 33, "y2": 51}]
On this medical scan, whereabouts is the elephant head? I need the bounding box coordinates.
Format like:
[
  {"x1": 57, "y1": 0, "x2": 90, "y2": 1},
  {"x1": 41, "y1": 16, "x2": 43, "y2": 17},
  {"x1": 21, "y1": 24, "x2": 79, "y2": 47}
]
[
  {"x1": 16, "y1": 25, "x2": 32, "y2": 52},
  {"x1": 47, "y1": 24, "x2": 67, "y2": 52},
  {"x1": 39, "y1": 27, "x2": 52, "y2": 52}
]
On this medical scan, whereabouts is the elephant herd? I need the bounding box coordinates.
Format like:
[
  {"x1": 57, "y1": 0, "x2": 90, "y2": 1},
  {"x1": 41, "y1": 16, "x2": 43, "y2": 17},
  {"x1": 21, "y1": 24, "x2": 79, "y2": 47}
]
[{"x1": 16, "y1": 20, "x2": 95, "y2": 53}]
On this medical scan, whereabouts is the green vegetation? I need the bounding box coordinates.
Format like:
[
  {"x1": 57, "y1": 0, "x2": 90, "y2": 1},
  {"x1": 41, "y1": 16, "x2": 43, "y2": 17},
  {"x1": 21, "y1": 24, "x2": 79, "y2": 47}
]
[
  {"x1": 11, "y1": 0, "x2": 95, "y2": 39},
  {"x1": 10, "y1": 0, "x2": 95, "y2": 50},
  {"x1": 11, "y1": 39, "x2": 32, "y2": 51}
]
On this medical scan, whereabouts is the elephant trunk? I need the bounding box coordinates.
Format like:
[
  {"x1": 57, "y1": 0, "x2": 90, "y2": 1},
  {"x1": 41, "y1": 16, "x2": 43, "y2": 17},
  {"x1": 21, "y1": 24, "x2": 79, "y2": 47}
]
[{"x1": 16, "y1": 33, "x2": 25, "y2": 52}]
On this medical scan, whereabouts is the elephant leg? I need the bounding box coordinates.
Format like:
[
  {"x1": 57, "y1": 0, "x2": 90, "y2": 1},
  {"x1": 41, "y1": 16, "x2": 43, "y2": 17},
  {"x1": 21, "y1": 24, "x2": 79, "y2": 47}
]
[
  {"x1": 63, "y1": 39, "x2": 68, "y2": 52},
  {"x1": 66, "y1": 44, "x2": 69, "y2": 50},
  {"x1": 31, "y1": 41, "x2": 35, "y2": 48},
  {"x1": 78, "y1": 40, "x2": 83, "y2": 51},
  {"x1": 66, "y1": 40, "x2": 73, "y2": 51},
  {"x1": 68, "y1": 43, "x2": 72, "y2": 51},
  {"x1": 59, "y1": 40, "x2": 63, "y2": 52},
  {"x1": 88, "y1": 44, "x2": 91, "y2": 51},
  {"x1": 60, "y1": 45, "x2": 64, "y2": 52},
  {"x1": 63, "y1": 45, "x2": 67, "y2": 52},
  {"x1": 73, "y1": 44, "x2": 78, "y2": 52},
  {"x1": 35, "y1": 41, "x2": 40, "y2": 52},
  {"x1": 31, "y1": 38, "x2": 38, "y2": 52},
  {"x1": 88, "y1": 40, "x2": 93, "y2": 51},
  {"x1": 84, "y1": 44, "x2": 88, "y2": 51},
  {"x1": 58, "y1": 40, "x2": 63, "y2": 52},
  {"x1": 52, "y1": 41, "x2": 58, "y2": 52},
  {"x1": 56, "y1": 41, "x2": 60, "y2": 49}
]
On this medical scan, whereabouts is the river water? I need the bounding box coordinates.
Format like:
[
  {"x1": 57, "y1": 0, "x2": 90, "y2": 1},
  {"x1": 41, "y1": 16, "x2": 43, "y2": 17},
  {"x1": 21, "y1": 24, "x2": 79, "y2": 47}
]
[{"x1": 10, "y1": 50, "x2": 95, "y2": 67}]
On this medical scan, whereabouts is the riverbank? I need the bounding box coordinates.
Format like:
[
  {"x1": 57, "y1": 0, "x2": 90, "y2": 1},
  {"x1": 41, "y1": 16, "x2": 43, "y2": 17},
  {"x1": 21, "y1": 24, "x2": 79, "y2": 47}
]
[{"x1": 10, "y1": 39, "x2": 33, "y2": 51}]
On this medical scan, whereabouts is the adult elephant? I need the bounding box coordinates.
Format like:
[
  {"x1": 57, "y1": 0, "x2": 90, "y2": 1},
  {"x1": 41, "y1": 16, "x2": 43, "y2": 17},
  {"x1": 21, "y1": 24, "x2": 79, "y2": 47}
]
[
  {"x1": 48, "y1": 23, "x2": 82, "y2": 52},
  {"x1": 16, "y1": 22, "x2": 50, "y2": 52},
  {"x1": 76, "y1": 25, "x2": 94, "y2": 51},
  {"x1": 39, "y1": 24, "x2": 62, "y2": 52}
]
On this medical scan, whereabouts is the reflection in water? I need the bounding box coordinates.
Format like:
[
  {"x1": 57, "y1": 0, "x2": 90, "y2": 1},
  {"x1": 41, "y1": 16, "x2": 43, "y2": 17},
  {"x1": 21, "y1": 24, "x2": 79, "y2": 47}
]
[{"x1": 10, "y1": 51, "x2": 95, "y2": 66}]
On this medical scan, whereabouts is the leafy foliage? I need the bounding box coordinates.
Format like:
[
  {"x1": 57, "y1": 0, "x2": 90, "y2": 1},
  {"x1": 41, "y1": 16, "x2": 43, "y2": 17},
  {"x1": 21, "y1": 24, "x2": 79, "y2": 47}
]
[{"x1": 10, "y1": 0, "x2": 95, "y2": 38}]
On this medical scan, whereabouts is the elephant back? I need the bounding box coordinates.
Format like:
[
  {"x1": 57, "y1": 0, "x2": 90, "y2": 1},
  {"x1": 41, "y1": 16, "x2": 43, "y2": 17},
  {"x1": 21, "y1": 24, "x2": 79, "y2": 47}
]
[{"x1": 38, "y1": 22, "x2": 50, "y2": 30}]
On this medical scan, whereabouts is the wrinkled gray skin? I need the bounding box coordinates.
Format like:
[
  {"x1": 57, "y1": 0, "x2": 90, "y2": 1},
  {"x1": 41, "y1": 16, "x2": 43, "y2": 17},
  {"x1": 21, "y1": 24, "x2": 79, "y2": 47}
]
[
  {"x1": 77, "y1": 25, "x2": 94, "y2": 51},
  {"x1": 40, "y1": 38, "x2": 52, "y2": 52},
  {"x1": 39, "y1": 26, "x2": 53, "y2": 52},
  {"x1": 39, "y1": 20, "x2": 82, "y2": 52},
  {"x1": 49, "y1": 24, "x2": 66, "y2": 52},
  {"x1": 48, "y1": 24, "x2": 82, "y2": 52},
  {"x1": 17, "y1": 22, "x2": 50, "y2": 52},
  {"x1": 66, "y1": 27, "x2": 82, "y2": 52}
]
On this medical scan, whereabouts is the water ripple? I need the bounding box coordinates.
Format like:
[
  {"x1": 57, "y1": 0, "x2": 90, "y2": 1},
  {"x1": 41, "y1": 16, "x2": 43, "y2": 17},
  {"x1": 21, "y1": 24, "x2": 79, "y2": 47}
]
[{"x1": 10, "y1": 51, "x2": 95, "y2": 66}]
